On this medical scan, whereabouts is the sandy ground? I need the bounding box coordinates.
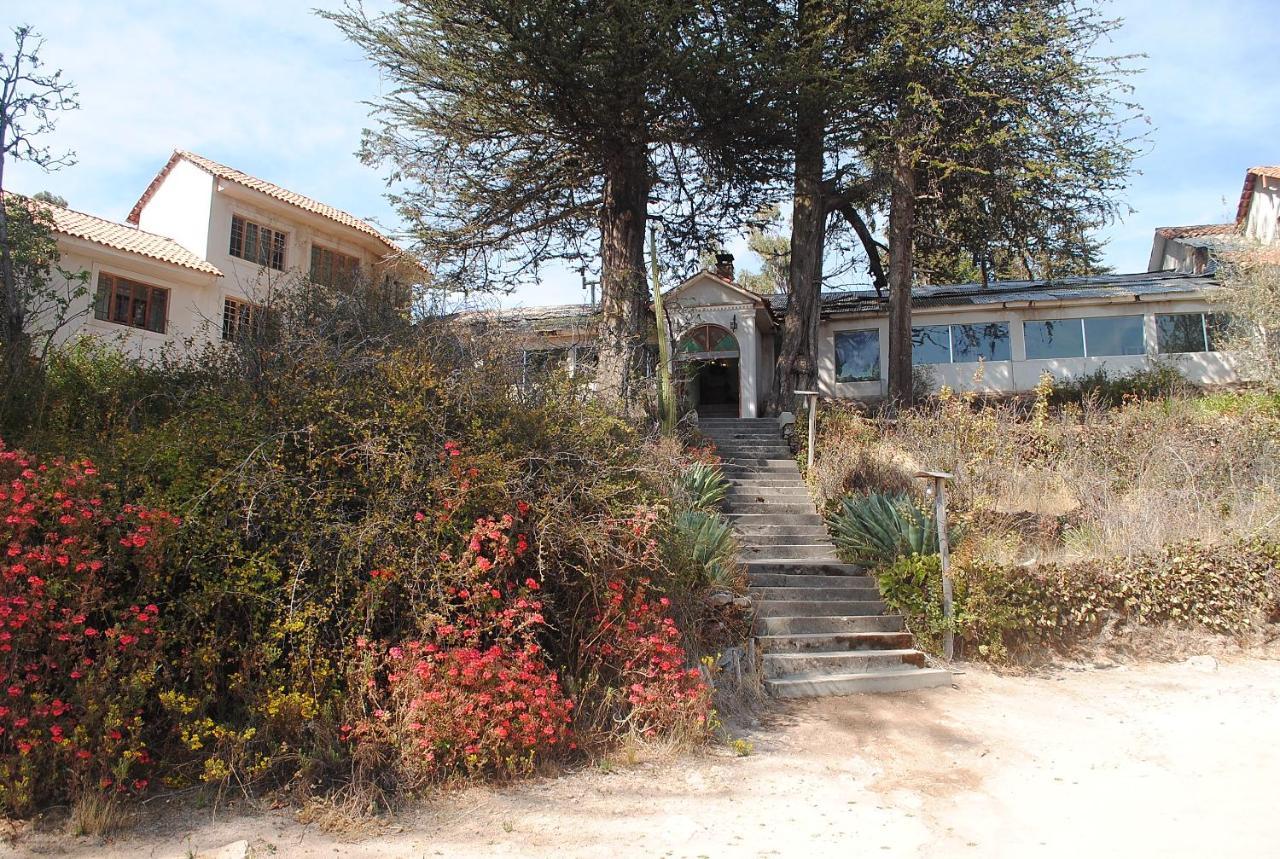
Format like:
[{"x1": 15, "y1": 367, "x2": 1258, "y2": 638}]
[{"x1": 9, "y1": 656, "x2": 1280, "y2": 859}]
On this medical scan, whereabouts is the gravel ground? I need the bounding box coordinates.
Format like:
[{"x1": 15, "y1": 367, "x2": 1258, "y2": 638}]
[{"x1": 10, "y1": 656, "x2": 1280, "y2": 859}]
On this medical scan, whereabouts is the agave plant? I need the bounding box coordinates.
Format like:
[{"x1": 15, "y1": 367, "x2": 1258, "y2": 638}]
[
  {"x1": 675, "y1": 462, "x2": 729, "y2": 512},
  {"x1": 667, "y1": 509, "x2": 738, "y2": 589},
  {"x1": 827, "y1": 492, "x2": 962, "y2": 565}
]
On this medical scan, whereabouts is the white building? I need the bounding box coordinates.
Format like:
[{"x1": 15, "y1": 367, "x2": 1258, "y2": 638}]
[
  {"x1": 1148, "y1": 165, "x2": 1280, "y2": 273},
  {"x1": 21, "y1": 150, "x2": 413, "y2": 358}
]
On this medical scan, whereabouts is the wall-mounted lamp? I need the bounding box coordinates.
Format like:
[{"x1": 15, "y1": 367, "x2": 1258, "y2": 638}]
[{"x1": 730, "y1": 314, "x2": 737, "y2": 332}]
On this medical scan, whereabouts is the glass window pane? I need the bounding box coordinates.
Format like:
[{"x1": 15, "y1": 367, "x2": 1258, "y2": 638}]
[
  {"x1": 1206, "y1": 313, "x2": 1232, "y2": 351},
  {"x1": 1156, "y1": 313, "x2": 1207, "y2": 353},
  {"x1": 952, "y1": 322, "x2": 1010, "y2": 362},
  {"x1": 835, "y1": 329, "x2": 880, "y2": 382},
  {"x1": 911, "y1": 325, "x2": 951, "y2": 364},
  {"x1": 230, "y1": 216, "x2": 244, "y2": 258},
  {"x1": 131, "y1": 282, "x2": 149, "y2": 328},
  {"x1": 1084, "y1": 315, "x2": 1145, "y2": 357},
  {"x1": 147, "y1": 288, "x2": 167, "y2": 333},
  {"x1": 1024, "y1": 319, "x2": 1085, "y2": 359},
  {"x1": 94, "y1": 275, "x2": 111, "y2": 321}
]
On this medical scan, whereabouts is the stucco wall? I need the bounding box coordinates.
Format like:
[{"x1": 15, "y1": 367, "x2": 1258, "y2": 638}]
[
  {"x1": 1244, "y1": 179, "x2": 1280, "y2": 245},
  {"x1": 134, "y1": 159, "x2": 215, "y2": 261},
  {"x1": 40, "y1": 241, "x2": 221, "y2": 361}
]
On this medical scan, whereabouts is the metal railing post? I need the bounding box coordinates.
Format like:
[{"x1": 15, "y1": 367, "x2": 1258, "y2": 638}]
[
  {"x1": 917, "y1": 470, "x2": 955, "y2": 661},
  {"x1": 795, "y1": 390, "x2": 819, "y2": 471}
]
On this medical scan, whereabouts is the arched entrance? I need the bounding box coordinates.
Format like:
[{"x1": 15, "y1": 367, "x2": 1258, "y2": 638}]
[{"x1": 676, "y1": 324, "x2": 741, "y2": 417}]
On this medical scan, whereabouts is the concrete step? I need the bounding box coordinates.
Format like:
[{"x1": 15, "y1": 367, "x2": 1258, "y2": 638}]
[
  {"x1": 727, "y1": 479, "x2": 811, "y2": 490},
  {"x1": 727, "y1": 486, "x2": 810, "y2": 498},
  {"x1": 754, "y1": 599, "x2": 887, "y2": 618},
  {"x1": 756, "y1": 631, "x2": 914, "y2": 653},
  {"x1": 738, "y1": 529, "x2": 830, "y2": 544},
  {"x1": 727, "y1": 502, "x2": 820, "y2": 515},
  {"x1": 735, "y1": 523, "x2": 828, "y2": 537},
  {"x1": 765, "y1": 667, "x2": 953, "y2": 698},
  {"x1": 720, "y1": 456, "x2": 799, "y2": 466},
  {"x1": 763, "y1": 648, "x2": 927, "y2": 678},
  {"x1": 744, "y1": 561, "x2": 866, "y2": 576},
  {"x1": 730, "y1": 513, "x2": 825, "y2": 528},
  {"x1": 741, "y1": 544, "x2": 842, "y2": 562},
  {"x1": 721, "y1": 466, "x2": 804, "y2": 478},
  {"x1": 740, "y1": 533, "x2": 833, "y2": 547},
  {"x1": 750, "y1": 585, "x2": 882, "y2": 601},
  {"x1": 754, "y1": 614, "x2": 905, "y2": 635},
  {"x1": 748, "y1": 572, "x2": 876, "y2": 588},
  {"x1": 714, "y1": 443, "x2": 792, "y2": 453}
]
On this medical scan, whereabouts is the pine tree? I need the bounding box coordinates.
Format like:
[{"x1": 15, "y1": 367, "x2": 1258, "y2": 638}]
[{"x1": 326, "y1": 0, "x2": 784, "y2": 402}]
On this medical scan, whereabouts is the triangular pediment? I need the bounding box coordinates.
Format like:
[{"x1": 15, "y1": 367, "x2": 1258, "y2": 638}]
[{"x1": 665, "y1": 270, "x2": 767, "y2": 308}]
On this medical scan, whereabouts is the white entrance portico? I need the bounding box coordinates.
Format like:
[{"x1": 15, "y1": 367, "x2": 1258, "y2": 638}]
[{"x1": 664, "y1": 269, "x2": 775, "y2": 418}]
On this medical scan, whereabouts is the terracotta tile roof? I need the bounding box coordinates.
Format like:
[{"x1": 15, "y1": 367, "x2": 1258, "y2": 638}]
[
  {"x1": 1235, "y1": 166, "x2": 1280, "y2": 224},
  {"x1": 1154, "y1": 223, "x2": 1237, "y2": 240},
  {"x1": 5, "y1": 194, "x2": 221, "y2": 275},
  {"x1": 127, "y1": 150, "x2": 403, "y2": 255}
]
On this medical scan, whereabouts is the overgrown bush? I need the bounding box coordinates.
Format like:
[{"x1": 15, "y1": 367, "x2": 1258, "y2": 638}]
[
  {"x1": 0, "y1": 278, "x2": 725, "y2": 816},
  {"x1": 879, "y1": 540, "x2": 1280, "y2": 662},
  {"x1": 1049, "y1": 360, "x2": 1190, "y2": 407}
]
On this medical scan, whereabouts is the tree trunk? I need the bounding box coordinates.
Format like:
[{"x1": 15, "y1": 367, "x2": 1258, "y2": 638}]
[
  {"x1": 769, "y1": 0, "x2": 825, "y2": 415},
  {"x1": 595, "y1": 144, "x2": 651, "y2": 404},
  {"x1": 886, "y1": 151, "x2": 917, "y2": 407},
  {"x1": 0, "y1": 146, "x2": 30, "y2": 379}
]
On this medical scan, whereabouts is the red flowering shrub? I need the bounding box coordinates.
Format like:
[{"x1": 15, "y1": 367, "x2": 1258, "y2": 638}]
[
  {"x1": 347, "y1": 510, "x2": 573, "y2": 782},
  {"x1": 584, "y1": 577, "x2": 711, "y2": 735},
  {"x1": 0, "y1": 441, "x2": 178, "y2": 814}
]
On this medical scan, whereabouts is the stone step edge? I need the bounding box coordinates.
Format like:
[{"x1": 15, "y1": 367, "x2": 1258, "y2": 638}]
[{"x1": 764, "y1": 667, "x2": 953, "y2": 697}]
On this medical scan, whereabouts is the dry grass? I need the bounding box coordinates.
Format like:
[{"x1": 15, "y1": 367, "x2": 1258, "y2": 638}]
[
  {"x1": 813, "y1": 390, "x2": 1280, "y2": 564},
  {"x1": 67, "y1": 793, "x2": 134, "y2": 838}
]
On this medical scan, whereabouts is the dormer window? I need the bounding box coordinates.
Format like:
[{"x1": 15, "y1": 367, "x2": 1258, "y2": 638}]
[
  {"x1": 230, "y1": 215, "x2": 286, "y2": 270},
  {"x1": 310, "y1": 244, "x2": 361, "y2": 287}
]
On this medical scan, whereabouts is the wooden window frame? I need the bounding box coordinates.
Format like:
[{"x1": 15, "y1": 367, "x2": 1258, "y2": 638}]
[
  {"x1": 309, "y1": 243, "x2": 362, "y2": 287},
  {"x1": 222, "y1": 296, "x2": 263, "y2": 342},
  {"x1": 229, "y1": 214, "x2": 287, "y2": 270},
  {"x1": 93, "y1": 271, "x2": 169, "y2": 334}
]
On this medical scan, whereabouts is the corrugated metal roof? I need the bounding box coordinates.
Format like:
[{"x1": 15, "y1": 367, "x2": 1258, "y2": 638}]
[{"x1": 770, "y1": 270, "x2": 1219, "y2": 317}]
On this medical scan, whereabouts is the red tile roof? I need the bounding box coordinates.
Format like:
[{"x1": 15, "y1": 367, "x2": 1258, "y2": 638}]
[
  {"x1": 6, "y1": 194, "x2": 221, "y2": 275},
  {"x1": 1154, "y1": 223, "x2": 1236, "y2": 240},
  {"x1": 127, "y1": 150, "x2": 403, "y2": 255},
  {"x1": 1235, "y1": 166, "x2": 1280, "y2": 225}
]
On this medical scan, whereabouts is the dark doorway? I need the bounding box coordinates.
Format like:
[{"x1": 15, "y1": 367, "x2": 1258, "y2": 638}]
[{"x1": 694, "y1": 358, "x2": 740, "y2": 415}]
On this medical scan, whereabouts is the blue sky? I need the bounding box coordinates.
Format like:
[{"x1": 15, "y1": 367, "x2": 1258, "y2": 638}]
[{"x1": 5, "y1": 0, "x2": 1278, "y2": 308}]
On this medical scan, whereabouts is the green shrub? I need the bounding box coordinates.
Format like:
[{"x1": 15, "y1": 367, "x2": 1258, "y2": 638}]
[
  {"x1": 878, "y1": 539, "x2": 1280, "y2": 662},
  {"x1": 1050, "y1": 360, "x2": 1190, "y2": 407},
  {"x1": 675, "y1": 462, "x2": 729, "y2": 512},
  {"x1": 827, "y1": 492, "x2": 961, "y2": 565},
  {"x1": 664, "y1": 509, "x2": 738, "y2": 590}
]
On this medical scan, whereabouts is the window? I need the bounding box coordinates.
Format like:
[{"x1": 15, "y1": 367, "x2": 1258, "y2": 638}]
[
  {"x1": 1156, "y1": 312, "x2": 1231, "y2": 354},
  {"x1": 952, "y1": 322, "x2": 1011, "y2": 362},
  {"x1": 1024, "y1": 319, "x2": 1086, "y2": 359},
  {"x1": 1084, "y1": 315, "x2": 1145, "y2": 356},
  {"x1": 911, "y1": 322, "x2": 1011, "y2": 364},
  {"x1": 222, "y1": 297, "x2": 262, "y2": 341},
  {"x1": 834, "y1": 329, "x2": 880, "y2": 382},
  {"x1": 310, "y1": 244, "x2": 361, "y2": 287},
  {"x1": 911, "y1": 325, "x2": 952, "y2": 365},
  {"x1": 676, "y1": 324, "x2": 738, "y2": 355},
  {"x1": 229, "y1": 215, "x2": 286, "y2": 270},
  {"x1": 93, "y1": 272, "x2": 168, "y2": 334}
]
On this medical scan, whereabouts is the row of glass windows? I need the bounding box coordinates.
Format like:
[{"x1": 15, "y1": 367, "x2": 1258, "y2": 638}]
[{"x1": 833, "y1": 312, "x2": 1229, "y2": 382}]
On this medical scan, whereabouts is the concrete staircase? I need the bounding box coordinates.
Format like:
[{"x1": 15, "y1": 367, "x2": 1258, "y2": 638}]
[{"x1": 699, "y1": 416, "x2": 951, "y2": 698}]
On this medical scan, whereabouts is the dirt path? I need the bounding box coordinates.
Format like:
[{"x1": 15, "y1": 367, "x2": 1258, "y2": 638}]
[{"x1": 12, "y1": 657, "x2": 1280, "y2": 858}]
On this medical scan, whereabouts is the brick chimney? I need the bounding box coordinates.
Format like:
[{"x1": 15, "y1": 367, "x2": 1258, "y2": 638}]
[{"x1": 715, "y1": 252, "x2": 735, "y2": 282}]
